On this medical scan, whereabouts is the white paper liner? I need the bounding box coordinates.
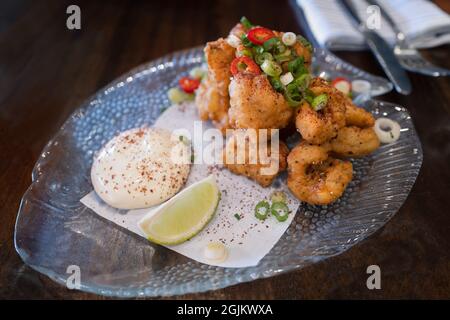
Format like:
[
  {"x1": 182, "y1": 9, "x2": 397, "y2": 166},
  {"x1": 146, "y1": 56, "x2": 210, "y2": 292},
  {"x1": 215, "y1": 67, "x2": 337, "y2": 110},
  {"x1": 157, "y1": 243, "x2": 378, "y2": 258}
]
[{"x1": 81, "y1": 103, "x2": 300, "y2": 267}]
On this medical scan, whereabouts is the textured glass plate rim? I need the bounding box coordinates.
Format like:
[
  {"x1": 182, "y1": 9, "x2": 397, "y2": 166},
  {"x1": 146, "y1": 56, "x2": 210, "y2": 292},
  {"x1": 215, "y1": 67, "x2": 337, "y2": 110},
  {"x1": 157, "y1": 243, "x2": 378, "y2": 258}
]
[{"x1": 14, "y1": 46, "x2": 421, "y2": 298}]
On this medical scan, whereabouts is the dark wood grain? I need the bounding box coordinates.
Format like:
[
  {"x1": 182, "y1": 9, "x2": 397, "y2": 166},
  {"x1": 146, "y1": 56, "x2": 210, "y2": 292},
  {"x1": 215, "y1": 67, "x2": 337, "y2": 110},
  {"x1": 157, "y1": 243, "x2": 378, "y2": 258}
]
[{"x1": 1, "y1": 0, "x2": 449, "y2": 299}]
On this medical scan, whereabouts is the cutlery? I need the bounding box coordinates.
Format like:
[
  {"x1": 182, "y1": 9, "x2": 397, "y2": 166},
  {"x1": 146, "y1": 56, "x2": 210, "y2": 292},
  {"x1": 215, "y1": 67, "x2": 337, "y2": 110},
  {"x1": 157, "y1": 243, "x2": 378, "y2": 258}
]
[
  {"x1": 339, "y1": 0, "x2": 412, "y2": 95},
  {"x1": 369, "y1": 0, "x2": 450, "y2": 77}
]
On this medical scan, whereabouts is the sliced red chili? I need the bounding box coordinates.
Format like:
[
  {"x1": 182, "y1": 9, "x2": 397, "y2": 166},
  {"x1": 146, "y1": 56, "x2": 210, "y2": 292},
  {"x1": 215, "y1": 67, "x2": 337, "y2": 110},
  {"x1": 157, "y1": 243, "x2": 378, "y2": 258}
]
[
  {"x1": 331, "y1": 77, "x2": 351, "y2": 95},
  {"x1": 178, "y1": 77, "x2": 200, "y2": 93},
  {"x1": 230, "y1": 56, "x2": 261, "y2": 76},
  {"x1": 247, "y1": 27, "x2": 275, "y2": 45}
]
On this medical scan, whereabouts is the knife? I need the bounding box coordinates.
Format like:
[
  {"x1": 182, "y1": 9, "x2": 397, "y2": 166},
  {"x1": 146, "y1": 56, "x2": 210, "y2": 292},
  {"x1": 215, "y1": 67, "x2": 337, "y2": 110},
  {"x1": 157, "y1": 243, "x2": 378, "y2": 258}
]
[{"x1": 339, "y1": 0, "x2": 411, "y2": 95}]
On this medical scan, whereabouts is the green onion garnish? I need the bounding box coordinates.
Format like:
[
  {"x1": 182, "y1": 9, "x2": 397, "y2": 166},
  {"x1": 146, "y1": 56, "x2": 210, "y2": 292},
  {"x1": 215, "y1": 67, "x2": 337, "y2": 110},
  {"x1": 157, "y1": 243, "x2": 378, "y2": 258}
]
[
  {"x1": 241, "y1": 34, "x2": 254, "y2": 48},
  {"x1": 311, "y1": 94, "x2": 328, "y2": 111},
  {"x1": 269, "y1": 77, "x2": 284, "y2": 92},
  {"x1": 237, "y1": 48, "x2": 253, "y2": 58},
  {"x1": 275, "y1": 42, "x2": 287, "y2": 54},
  {"x1": 254, "y1": 46, "x2": 265, "y2": 55},
  {"x1": 234, "y1": 213, "x2": 241, "y2": 220},
  {"x1": 271, "y1": 202, "x2": 290, "y2": 222},
  {"x1": 274, "y1": 49, "x2": 292, "y2": 63},
  {"x1": 288, "y1": 57, "x2": 308, "y2": 77},
  {"x1": 303, "y1": 88, "x2": 315, "y2": 104},
  {"x1": 263, "y1": 37, "x2": 279, "y2": 51},
  {"x1": 297, "y1": 35, "x2": 313, "y2": 52},
  {"x1": 255, "y1": 52, "x2": 273, "y2": 65},
  {"x1": 261, "y1": 60, "x2": 282, "y2": 77},
  {"x1": 295, "y1": 73, "x2": 311, "y2": 92},
  {"x1": 240, "y1": 16, "x2": 253, "y2": 30},
  {"x1": 254, "y1": 201, "x2": 270, "y2": 220},
  {"x1": 168, "y1": 87, "x2": 194, "y2": 104},
  {"x1": 284, "y1": 83, "x2": 302, "y2": 107}
]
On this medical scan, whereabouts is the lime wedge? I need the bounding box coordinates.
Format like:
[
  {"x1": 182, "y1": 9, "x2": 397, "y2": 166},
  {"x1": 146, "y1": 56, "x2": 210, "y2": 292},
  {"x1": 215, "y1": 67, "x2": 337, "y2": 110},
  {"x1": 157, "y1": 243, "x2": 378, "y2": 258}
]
[{"x1": 138, "y1": 175, "x2": 220, "y2": 245}]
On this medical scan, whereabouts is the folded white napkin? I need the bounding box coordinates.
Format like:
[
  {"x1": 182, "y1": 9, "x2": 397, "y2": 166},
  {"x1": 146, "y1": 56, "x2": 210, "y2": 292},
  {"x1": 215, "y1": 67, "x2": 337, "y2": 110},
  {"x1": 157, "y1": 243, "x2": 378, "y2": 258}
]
[{"x1": 296, "y1": 0, "x2": 450, "y2": 50}]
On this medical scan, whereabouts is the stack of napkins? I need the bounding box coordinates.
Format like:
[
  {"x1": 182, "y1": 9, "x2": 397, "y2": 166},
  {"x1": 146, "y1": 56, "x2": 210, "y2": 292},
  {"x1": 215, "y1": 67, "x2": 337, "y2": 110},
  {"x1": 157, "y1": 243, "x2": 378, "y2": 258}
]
[{"x1": 295, "y1": 0, "x2": 450, "y2": 50}]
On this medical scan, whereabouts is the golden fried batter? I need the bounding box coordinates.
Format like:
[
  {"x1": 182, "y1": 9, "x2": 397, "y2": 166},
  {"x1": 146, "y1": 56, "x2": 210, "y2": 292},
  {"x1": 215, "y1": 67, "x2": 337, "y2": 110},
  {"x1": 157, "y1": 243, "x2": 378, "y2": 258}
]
[
  {"x1": 287, "y1": 142, "x2": 353, "y2": 205},
  {"x1": 330, "y1": 126, "x2": 380, "y2": 158},
  {"x1": 295, "y1": 78, "x2": 346, "y2": 144},
  {"x1": 345, "y1": 103, "x2": 375, "y2": 128},
  {"x1": 195, "y1": 79, "x2": 230, "y2": 132},
  {"x1": 223, "y1": 129, "x2": 289, "y2": 187},
  {"x1": 195, "y1": 38, "x2": 235, "y2": 132},
  {"x1": 228, "y1": 73, "x2": 294, "y2": 130}
]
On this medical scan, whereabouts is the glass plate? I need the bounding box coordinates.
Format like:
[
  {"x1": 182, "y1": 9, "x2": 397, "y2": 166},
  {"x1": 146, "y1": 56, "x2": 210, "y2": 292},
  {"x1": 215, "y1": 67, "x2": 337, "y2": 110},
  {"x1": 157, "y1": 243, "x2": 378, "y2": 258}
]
[{"x1": 15, "y1": 47, "x2": 421, "y2": 297}]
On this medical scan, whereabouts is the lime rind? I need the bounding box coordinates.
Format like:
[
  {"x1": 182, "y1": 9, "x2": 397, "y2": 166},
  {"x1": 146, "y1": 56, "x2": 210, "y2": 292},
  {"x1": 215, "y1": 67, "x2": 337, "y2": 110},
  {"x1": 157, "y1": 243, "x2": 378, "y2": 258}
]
[{"x1": 138, "y1": 176, "x2": 220, "y2": 245}]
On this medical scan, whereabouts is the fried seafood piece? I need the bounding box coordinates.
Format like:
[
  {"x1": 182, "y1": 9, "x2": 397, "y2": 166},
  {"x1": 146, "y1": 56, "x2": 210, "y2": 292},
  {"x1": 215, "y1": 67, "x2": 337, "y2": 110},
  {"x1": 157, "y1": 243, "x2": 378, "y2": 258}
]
[
  {"x1": 228, "y1": 73, "x2": 294, "y2": 130},
  {"x1": 345, "y1": 103, "x2": 375, "y2": 128},
  {"x1": 195, "y1": 38, "x2": 235, "y2": 131},
  {"x1": 330, "y1": 126, "x2": 380, "y2": 158},
  {"x1": 287, "y1": 142, "x2": 353, "y2": 205},
  {"x1": 223, "y1": 130, "x2": 289, "y2": 187},
  {"x1": 295, "y1": 78, "x2": 346, "y2": 144},
  {"x1": 195, "y1": 79, "x2": 230, "y2": 132}
]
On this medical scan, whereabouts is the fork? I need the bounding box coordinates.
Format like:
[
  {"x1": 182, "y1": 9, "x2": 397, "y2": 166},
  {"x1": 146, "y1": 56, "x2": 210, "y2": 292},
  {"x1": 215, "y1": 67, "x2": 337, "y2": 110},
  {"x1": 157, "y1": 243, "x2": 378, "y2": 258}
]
[{"x1": 372, "y1": 0, "x2": 450, "y2": 77}]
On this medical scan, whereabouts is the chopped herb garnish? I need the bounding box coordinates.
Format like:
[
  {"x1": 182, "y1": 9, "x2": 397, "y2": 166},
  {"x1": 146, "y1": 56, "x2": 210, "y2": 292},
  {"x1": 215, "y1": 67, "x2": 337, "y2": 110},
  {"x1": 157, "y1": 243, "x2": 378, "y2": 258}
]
[
  {"x1": 234, "y1": 213, "x2": 241, "y2": 220},
  {"x1": 271, "y1": 202, "x2": 290, "y2": 222},
  {"x1": 240, "y1": 34, "x2": 254, "y2": 47},
  {"x1": 297, "y1": 35, "x2": 313, "y2": 52},
  {"x1": 240, "y1": 16, "x2": 253, "y2": 30},
  {"x1": 255, "y1": 200, "x2": 270, "y2": 220}
]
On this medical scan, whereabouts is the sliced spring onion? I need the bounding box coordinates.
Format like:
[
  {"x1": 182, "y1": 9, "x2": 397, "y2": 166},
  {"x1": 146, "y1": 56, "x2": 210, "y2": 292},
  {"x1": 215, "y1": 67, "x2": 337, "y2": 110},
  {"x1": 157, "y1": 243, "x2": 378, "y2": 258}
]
[
  {"x1": 274, "y1": 49, "x2": 292, "y2": 63},
  {"x1": 280, "y1": 72, "x2": 294, "y2": 86},
  {"x1": 311, "y1": 94, "x2": 328, "y2": 111},
  {"x1": 227, "y1": 34, "x2": 241, "y2": 48},
  {"x1": 284, "y1": 83, "x2": 302, "y2": 107},
  {"x1": 303, "y1": 88, "x2": 315, "y2": 104},
  {"x1": 374, "y1": 117, "x2": 401, "y2": 143},
  {"x1": 168, "y1": 87, "x2": 194, "y2": 104},
  {"x1": 236, "y1": 48, "x2": 253, "y2": 58},
  {"x1": 332, "y1": 77, "x2": 351, "y2": 95},
  {"x1": 234, "y1": 213, "x2": 241, "y2": 220},
  {"x1": 255, "y1": 201, "x2": 270, "y2": 220},
  {"x1": 255, "y1": 52, "x2": 273, "y2": 65},
  {"x1": 269, "y1": 77, "x2": 284, "y2": 92},
  {"x1": 277, "y1": 43, "x2": 287, "y2": 54},
  {"x1": 282, "y1": 32, "x2": 297, "y2": 46},
  {"x1": 240, "y1": 34, "x2": 254, "y2": 47},
  {"x1": 261, "y1": 59, "x2": 282, "y2": 77},
  {"x1": 295, "y1": 73, "x2": 311, "y2": 92},
  {"x1": 270, "y1": 191, "x2": 287, "y2": 204},
  {"x1": 271, "y1": 202, "x2": 290, "y2": 222},
  {"x1": 240, "y1": 16, "x2": 253, "y2": 30},
  {"x1": 189, "y1": 66, "x2": 207, "y2": 80},
  {"x1": 297, "y1": 35, "x2": 313, "y2": 52},
  {"x1": 254, "y1": 45, "x2": 265, "y2": 55},
  {"x1": 288, "y1": 57, "x2": 307, "y2": 77},
  {"x1": 263, "y1": 37, "x2": 279, "y2": 51}
]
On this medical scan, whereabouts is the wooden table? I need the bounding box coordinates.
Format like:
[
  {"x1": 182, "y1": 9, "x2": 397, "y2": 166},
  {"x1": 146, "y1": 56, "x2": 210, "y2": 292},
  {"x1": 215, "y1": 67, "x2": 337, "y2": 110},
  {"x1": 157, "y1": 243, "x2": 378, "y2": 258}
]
[{"x1": 1, "y1": 0, "x2": 449, "y2": 299}]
